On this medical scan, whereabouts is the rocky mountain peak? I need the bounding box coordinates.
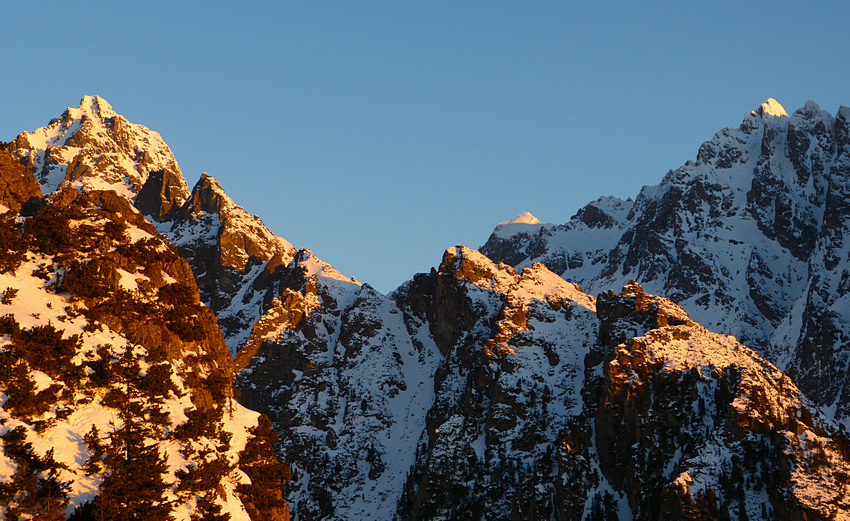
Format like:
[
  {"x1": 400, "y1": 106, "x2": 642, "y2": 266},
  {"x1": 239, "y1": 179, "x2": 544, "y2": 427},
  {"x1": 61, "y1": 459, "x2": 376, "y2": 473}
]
[
  {"x1": 161, "y1": 175, "x2": 300, "y2": 355},
  {"x1": 167, "y1": 173, "x2": 296, "y2": 273},
  {"x1": 73, "y1": 94, "x2": 117, "y2": 121},
  {"x1": 593, "y1": 289, "x2": 850, "y2": 519},
  {"x1": 44, "y1": 95, "x2": 117, "y2": 132},
  {"x1": 597, "y1": 280, "x2": 692, "y2": 349},
  {"x1": 440, "y1": 245, "x2": 512, "y2": 286},
  {"x1": 10, "y1": 96, "x2": 189, "y2": 206},
  {"x1": 796, "y1": 99, "x2": 827, "y2": 119},
  {"x1": 10, "y1": 98, "x2": 305, "y2": 361},
  {"x1": 183, "y1": 172, "x2": 235, "y2": 216},
  {"x1": 788, "y1": 100, "x2": 835, "y2": 151}
]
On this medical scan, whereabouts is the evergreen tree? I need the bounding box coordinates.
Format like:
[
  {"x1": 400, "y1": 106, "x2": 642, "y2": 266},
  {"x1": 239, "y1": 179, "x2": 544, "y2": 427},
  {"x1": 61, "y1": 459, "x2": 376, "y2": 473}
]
[
  {"x1": 82, "y1": 348, "x2": 175, "y2": 520},
  {"x1": 2, "y1": 359, "x2": 58, "y2": 420},
  {"x1": 235, "y1": 415, "x2": 290, "y2": 521},
  {"x1": 82, "y1": 425, "x2": 106, "y2": 476},
  {"x1": 0, "y1": 426, "x2": 70, "y2": 520},
  {"x1": 189, "y1": 493, "x2": 230, "y2": 521}
]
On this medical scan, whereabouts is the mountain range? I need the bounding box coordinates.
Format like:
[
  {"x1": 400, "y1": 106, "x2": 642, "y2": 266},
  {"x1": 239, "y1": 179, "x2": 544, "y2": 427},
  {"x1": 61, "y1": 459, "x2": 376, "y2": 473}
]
[{"x1": 1, "y1": 95, "x2": 849, "y2": 520}]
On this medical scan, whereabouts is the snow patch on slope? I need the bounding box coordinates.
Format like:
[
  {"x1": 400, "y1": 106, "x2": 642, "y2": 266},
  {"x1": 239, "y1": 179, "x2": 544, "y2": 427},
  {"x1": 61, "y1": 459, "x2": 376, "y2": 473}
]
[{"x1": 0, "y1": 253, "x2": 262, "y2": 520}]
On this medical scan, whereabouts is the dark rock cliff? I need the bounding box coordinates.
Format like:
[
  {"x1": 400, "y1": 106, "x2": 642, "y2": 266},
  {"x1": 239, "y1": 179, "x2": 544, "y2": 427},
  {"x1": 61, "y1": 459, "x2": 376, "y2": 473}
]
[{"x1": 159, "y1": 172, "x2": 297, "y2": 354}]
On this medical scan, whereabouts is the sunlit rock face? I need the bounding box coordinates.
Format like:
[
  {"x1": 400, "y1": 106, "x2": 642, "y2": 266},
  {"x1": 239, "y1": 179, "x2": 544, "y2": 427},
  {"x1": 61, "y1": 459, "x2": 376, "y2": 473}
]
[
  {"x1": 0, "y1": 148, "x2": 41, "y2": 214},
  {"x1": 159, "y1": 172, "x2": 297, "y2": 355},
  {"x1": 10, "y1": 95, "x2": 189, "y2": 210},
  {"x1": 481, "y1": 100, "x2": 850, "y2": 428}
]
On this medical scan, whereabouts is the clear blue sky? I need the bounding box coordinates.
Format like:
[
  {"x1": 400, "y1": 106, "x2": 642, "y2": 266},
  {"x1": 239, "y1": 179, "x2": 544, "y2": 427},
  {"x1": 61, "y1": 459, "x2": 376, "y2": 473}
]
[{"x1": 3, "y1": 2, "x2": 849, "y2": 293}]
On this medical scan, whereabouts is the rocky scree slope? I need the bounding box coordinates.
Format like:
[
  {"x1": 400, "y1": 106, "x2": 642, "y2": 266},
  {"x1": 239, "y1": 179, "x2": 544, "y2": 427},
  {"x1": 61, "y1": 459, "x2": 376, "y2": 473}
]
[
  {"x1": 0, "y1": 166, "x2": 290, "y2": 519},
  {"x1": 481, "y1": 99, "x2": 850, "y2": 427}
]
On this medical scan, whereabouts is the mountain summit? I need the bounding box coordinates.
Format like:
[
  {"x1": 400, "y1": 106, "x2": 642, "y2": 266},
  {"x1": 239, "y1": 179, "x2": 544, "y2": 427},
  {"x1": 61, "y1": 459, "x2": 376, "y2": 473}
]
[
  {"x1": 11, "y1": 95, "x2": 189, "y2": 207},
  {"x1": 499, "y1": 211, "x2": 540, "y2": 225},
  {"x1": 755, "y1": 97, "x2": 789, "y2": 117}
]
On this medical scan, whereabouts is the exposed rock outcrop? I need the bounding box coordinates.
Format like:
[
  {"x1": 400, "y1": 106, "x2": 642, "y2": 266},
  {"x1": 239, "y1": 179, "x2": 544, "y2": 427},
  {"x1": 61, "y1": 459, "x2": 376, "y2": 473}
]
[
  {"x1": 594, "y1": 283, "x2": 850, "y2": 520},
  {"x1": 161, "y1": 173, "x2": 298, "y2": 354},
  {"x1": 0, "y1": 148, "x2": 41, "y2": 213}
]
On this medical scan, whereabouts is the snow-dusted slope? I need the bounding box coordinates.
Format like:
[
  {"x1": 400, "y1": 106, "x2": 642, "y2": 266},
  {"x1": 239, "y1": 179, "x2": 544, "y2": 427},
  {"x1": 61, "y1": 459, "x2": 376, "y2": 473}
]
[
  {"x1": 483, "y1": 195, "x2": 634, "y2": 280},
  {"x1": 0, "y1": 185, "x2": 288, "y2": 520},
  {"x1": 393, "y1": 246, "x2": 606, "y2": 518},
  {"x1": 481, "y1": 99, "x2": 850, "y2": 426},
  {"x1": 233, "y1": 246, "x2": 441, "y2": 520}
]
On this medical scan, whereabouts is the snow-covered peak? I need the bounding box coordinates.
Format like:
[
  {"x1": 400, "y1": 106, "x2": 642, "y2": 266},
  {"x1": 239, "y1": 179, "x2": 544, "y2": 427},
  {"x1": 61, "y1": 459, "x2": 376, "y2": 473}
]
[
  {"x1": 492, "y1": 212, "x2": 546, "y2": 240},
  {"x1": 801, "y1": 99, "x2": 822, "y2": 114},
  {"x1": 790, "y1": 100, "x2": 834, "y2": 128},
  {"x1": 442, "y1": 245, "x2": 594, "y2": 310},
  {"x1": 755, "y1": 98, "x2": 789, "y2": 117},
  {"x1": 20, "y1": 96, "x2": 119, "y2": 152},
  {"x1": 11, "y1": 96, "x2": 189, "y2": 202},
  {"x1": 293, "y1": 248, "x2": 361, "y2": 288},
  {"x1": 499, "y1": 212, "x2": 540, "y2": 225},
  {"x1": 73, "y1": 95, "x2": 117, "y2": 121}
]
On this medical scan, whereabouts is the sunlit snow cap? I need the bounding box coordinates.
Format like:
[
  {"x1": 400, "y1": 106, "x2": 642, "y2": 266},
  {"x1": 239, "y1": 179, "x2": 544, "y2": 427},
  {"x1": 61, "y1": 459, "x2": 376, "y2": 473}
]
[
  {"x1": 499, "y1": 212, "x2": 540, "y2": 226},
  {"x1": 753, "y1": 98, "x2": 788, "y2": 118}
]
